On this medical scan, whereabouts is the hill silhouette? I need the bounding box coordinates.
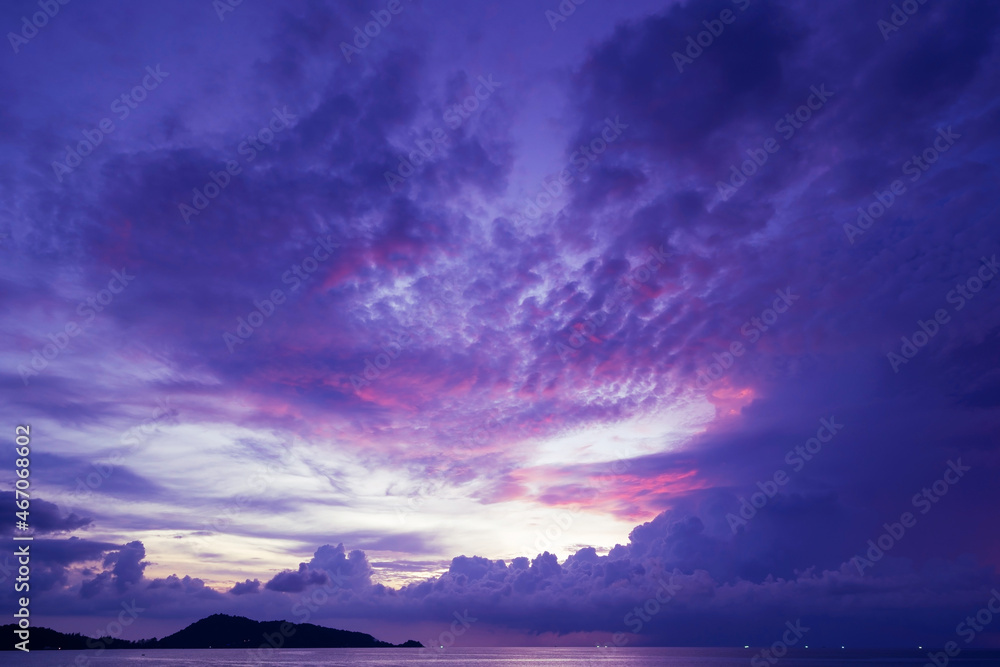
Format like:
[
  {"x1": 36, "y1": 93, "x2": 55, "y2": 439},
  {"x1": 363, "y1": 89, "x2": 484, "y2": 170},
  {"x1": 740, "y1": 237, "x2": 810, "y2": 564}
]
[{"x1": 2, "y1": 613, "x2": 422, "y2": 650}]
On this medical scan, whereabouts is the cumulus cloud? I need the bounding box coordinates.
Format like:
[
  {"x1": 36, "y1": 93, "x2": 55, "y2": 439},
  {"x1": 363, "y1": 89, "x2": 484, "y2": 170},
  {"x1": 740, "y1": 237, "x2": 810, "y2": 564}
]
[
  {"x1": 229, "y1": 579, "x2": 261, "y2": 595},
  {"x1": 10, "y1": 509, "x2": 997, "y2": 647}
]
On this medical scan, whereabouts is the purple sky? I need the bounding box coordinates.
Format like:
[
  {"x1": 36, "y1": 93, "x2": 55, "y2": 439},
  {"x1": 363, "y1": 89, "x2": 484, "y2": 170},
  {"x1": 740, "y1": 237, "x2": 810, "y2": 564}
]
[{"x1": 2, "y1": 0, "x2": 1000, "y2": 649}]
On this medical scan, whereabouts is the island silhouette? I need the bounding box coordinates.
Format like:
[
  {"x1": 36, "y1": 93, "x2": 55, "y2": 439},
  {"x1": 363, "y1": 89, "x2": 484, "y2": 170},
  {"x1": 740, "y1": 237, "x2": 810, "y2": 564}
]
[{"x1": 2, "y1": 613, "x2": 423, "y2": 651}]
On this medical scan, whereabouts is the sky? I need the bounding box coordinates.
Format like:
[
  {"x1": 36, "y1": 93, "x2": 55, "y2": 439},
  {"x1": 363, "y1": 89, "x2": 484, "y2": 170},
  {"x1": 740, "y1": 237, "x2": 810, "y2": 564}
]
[{"x1": 2, "y1": 0, "x2": 1000, "y2": 650}]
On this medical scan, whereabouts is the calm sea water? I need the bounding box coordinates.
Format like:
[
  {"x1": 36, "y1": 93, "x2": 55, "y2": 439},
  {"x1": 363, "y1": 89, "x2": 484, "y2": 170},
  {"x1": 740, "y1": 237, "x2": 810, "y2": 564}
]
[{"x1": 5, "y1": 647, "x2": 1000, "y2": 666}]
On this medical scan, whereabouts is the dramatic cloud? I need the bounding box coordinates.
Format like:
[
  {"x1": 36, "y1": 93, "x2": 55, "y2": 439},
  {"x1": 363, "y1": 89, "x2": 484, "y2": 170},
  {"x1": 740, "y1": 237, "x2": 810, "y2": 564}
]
[{"x1": 1, "y1": 0, "x2": 998, "y2": 649}]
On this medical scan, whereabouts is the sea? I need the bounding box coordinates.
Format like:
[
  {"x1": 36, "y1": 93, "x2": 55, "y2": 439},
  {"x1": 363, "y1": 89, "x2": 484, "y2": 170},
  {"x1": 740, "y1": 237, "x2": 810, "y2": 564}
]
[{"x1": 5, "y1": 647, "x2": 1000, "y2": 666}]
